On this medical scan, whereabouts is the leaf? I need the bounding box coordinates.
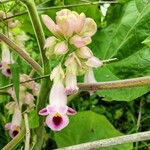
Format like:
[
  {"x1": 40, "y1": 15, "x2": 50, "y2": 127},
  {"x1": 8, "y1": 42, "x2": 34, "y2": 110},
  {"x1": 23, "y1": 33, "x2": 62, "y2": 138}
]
[
  {"x1": 28, "y1": 110, "x2": 39, "y2": 128},
  {"x1": 54, "y1": 111, "x2": 133, "y2": 150},
  {"x1": 89, "y1": 0, "x2": 150, "y2": 101},
  {"x1": 11, "y1": 63, "x2": 20, "y2": 101}
]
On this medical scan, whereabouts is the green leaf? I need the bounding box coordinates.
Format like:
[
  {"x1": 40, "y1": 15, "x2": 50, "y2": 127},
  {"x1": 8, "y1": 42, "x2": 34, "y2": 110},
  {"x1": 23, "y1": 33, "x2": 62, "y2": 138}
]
[
  {"x1": 11, "y1": 63, "x2": 20, "y2": 101},
  {"x1": 54, "y1": 111, "x2": 132, "y2": 150},
  {"x1": 89, "y1": 0, "x2": 150, "y2": 101},
  {"x1": 28, "y1": 110, "x2": 39, "y2": 128}
]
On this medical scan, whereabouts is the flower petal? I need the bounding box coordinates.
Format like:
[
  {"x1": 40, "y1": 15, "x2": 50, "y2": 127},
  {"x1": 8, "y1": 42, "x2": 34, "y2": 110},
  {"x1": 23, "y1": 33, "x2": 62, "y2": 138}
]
[
  {"x1": 86, "y1": 56, "x2": 103, "y2": 68},
  {"x1": 54, "y1": 41, "x2": 68, "y2": 55},
  {"x1": 70, "y1": 35, "x2": 91, "y2": 48},
  {"x1": 79, "y1": 18, "x2": 97, "y2": 37},
  {"x1": 39, "y1": 107, "x2": 49, "y2": 116},
  {"x1": 67, "y1": 107, "x2": 77, "y2": 115},
  {"x1": 42, "y1": 15, "x2": 58, "y2": 35},
  {"x1": 77, "y1": 46, "x2": 93, "y2": 59},
  {"x1": 46, "y1": 114, "x2": 69, "y2": 131}
]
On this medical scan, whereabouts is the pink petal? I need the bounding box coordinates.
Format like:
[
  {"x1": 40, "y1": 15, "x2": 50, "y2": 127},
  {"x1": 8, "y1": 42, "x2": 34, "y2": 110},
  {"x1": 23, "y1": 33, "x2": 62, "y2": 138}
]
[
  {"x1": 41, "y1": 15, "x2": 57, "y2": 35},
  {"x1": 67, "y1": 107, "x2": 77, "y2": 115},
  {"x1": 44, "y1": 36, "x2": 58, "y2": 49},
  {"x1": 65, "y1": 73, "x2": 79, "y2": 95},
  {"x1": 77, "y1": 46, "x2": 93, "y2": 59},
  {"x1": 86, "y1": 56, "x2": 103, "y2": 68},
  {"x1": 5, "y1": 123, "x2": 12, "y2": 130},
  {"x1": 70, "y1": 35, "x2": 91, "y2": 48},
  {"x1": 39, "y1": 107, "x2": 49, "y2": 116},
  {"x1": 46, "y1": 114, "x2": 69, "y2": 131},
  {"x1": 54, "y1": 41, "x2": 68, "y2": 55},
  {"x1": 79, "y1": 18, "x2": 97, "y2": 37}
]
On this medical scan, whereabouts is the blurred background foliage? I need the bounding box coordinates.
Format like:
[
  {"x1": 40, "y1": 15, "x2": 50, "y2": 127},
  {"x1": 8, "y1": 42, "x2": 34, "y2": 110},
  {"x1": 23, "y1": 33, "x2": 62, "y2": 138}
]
[{"x1": 0, "y1": 0, "x2": 150, "y2": 149}]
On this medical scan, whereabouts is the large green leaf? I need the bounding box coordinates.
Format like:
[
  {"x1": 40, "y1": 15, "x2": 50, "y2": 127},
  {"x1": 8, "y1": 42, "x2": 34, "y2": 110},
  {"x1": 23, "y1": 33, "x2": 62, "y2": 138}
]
[
  {"x1": 54, "y1": 111, "x2": 132, "y2": 150},
  {"x1": 89, "y1": 0, "x2": 150, "y2": 101}
]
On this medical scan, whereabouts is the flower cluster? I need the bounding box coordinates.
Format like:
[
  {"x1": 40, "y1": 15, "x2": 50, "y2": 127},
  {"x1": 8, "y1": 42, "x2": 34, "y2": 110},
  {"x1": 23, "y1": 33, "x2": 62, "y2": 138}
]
[
  {"x1": 5, "y1": 74, "x2": 40, "y2": 138},
  {"x1": 39, "y1": 9, "x2": 103, "y2": 131}
]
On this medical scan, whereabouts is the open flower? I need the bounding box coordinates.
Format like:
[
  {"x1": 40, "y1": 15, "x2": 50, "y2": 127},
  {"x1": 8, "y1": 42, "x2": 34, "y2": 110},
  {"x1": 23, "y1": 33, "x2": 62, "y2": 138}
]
[
  {"x1": 5, "y1": 108, "x2": 22, "y2": 138},
  {"x1": 39, "y1": 81, "x2": 76, "y2": 131},
  {"x1": 0, "y1": 42, "x2": 14, "y2": 77}
]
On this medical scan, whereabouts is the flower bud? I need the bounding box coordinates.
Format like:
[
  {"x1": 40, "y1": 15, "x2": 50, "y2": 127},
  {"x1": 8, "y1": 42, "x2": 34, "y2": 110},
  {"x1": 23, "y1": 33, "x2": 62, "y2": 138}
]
[
  {"x1": 50, "y1": 64, "x2": 65, "y2": 82},
  {"x1": 79, "y1": 18, "x2": 97, "y2": 37},
  {"x1": 42, "y1": 15, "x2": 60, "y2": 36},
  {"x1": 77, "y1": 46, "x2": 93, "y2": 59},
  {"x1": 54, "y1": 41, "x2": 68, "y2": 55},
  {"x1": 70, "y1": 35, "x2": 91, "y2": 48},
  {"x1": 86, "y1": 56, "x2": 103, "y2": 68}
]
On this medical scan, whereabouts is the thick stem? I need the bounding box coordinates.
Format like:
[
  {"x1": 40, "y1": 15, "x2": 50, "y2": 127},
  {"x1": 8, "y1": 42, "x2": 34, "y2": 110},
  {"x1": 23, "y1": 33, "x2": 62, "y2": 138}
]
[
  {"x1": 55, "y1": 131, "x2": 150, "y2": 150},
  {"x1": 24, "y1": 113, "x2": 30, "y2": 150},
  {"x1": 19, "y1": 1, "x2": 51, "y2": 149},
  {"x1": 20, "y1": 0, "x2": 49, "y2": 72}
]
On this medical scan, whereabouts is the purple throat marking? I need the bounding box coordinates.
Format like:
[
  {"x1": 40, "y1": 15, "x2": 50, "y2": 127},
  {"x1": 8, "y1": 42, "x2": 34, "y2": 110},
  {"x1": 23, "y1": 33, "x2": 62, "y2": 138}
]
[{"x1": 53, "y1": 116, "x2": 62, "y2": 126}]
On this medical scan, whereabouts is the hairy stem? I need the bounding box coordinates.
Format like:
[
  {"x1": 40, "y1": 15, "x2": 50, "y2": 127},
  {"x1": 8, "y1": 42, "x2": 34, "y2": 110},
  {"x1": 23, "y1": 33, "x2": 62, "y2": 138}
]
[
  {"x1": 0, "y1": 33, "x2": 43, "y2": 75},
  {"x1": 0, "y1": 76, "x2": 150, "y2": 91},
  {"x1": 56, "y1": 131, "x2": 150, "y2": 150},
  {"x1": 24, "y1": 113, "x2": 30, "y2": 150}
]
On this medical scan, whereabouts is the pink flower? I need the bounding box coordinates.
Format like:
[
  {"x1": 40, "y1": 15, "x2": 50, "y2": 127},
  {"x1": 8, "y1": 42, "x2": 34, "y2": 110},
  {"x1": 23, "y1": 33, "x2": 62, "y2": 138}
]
[
  {"x1": 84, "y1": 67, "x2": 97, "y2": 95},
  {"x1": 84, "y1": 67, "x2": 97, "y2": 83},
  {"x1": 64, "y1": 54, "x2": 79, "y2": 95},
  {"x1": 70, "y1": 35, "x2": 91, "y2": 48},
  {"x1": 5, "y1": 108, "x2": 22, "y2": 138},
  {"x1": 39, "y1": 82, "x2": 76, "y2": 131},
  {"x1": 0, "y1": 43, "x2": 14, "y2": 77}
]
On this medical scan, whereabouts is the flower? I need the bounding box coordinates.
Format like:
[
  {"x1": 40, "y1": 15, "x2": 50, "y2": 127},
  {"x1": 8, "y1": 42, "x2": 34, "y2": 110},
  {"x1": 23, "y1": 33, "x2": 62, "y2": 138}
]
[
  {"x1": 65, "y1": 53, "x2": 79, "y2": 95},
  {"x1": 84, "y1": 67, "x2": 97, "y2": 83},
  {"x1": 0, "y1": 42, "x2": 14, "y2": 77},
  {"x1": 84, "y1": 67, "x2": 97, "y2": 95},
  {"x1": 5, "y1": 108, "x2": 22, "y2": 138},
  {"x1": 39, "y1": 81, "x2": 76, "y2": 131}
]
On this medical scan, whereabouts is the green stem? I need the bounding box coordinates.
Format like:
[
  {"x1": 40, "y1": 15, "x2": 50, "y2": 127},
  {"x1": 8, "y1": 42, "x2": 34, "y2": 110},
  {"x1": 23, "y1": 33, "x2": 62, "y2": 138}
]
[
  {"x1": 20, "y1": 0, "x2": 49, "y2": 73},
  {"x1": 19, "y1": 0, "x2": 51, "y2": 149}
]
